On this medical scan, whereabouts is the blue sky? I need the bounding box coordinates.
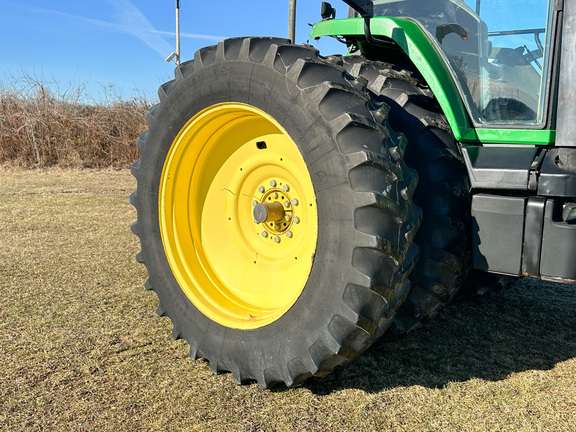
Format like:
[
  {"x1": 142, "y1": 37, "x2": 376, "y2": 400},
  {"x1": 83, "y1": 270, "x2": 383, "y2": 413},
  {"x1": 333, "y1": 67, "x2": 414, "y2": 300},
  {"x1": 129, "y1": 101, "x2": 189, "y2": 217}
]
[
  {"x1": 0, "y1": 1, "x2": 548, "y2": 102},
  {"x1": 0, "y1": 0, "x2": 345, "y2": 101}
]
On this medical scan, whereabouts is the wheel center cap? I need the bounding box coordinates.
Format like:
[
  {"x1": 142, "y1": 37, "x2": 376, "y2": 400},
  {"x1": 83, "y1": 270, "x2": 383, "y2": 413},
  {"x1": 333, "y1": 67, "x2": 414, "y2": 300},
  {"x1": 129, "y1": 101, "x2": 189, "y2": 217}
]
[{"x1": 253, "y1": 202, "x2": 285, "y2": 223}]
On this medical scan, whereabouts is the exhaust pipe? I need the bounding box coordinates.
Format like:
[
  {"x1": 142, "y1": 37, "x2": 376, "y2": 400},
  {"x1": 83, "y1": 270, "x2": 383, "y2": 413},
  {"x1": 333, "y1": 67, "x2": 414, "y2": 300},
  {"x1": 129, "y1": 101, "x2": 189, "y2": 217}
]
[
  {"x1": 175, "y1": 0, "x2": 181, "y2": 65},
  {"x1": 288, "y1": 0, "x2": 297, "y2": 43},
  {"x1": 165, "y1": 0, "x2": 181, "y2": 65}
]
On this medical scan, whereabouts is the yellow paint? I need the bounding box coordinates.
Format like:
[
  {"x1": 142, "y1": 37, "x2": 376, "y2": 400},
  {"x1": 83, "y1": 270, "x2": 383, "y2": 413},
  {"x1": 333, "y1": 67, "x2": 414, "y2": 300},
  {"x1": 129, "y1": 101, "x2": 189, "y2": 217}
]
[{"x1": 159, "y1": 103, "x2": 318, "y2": 329}]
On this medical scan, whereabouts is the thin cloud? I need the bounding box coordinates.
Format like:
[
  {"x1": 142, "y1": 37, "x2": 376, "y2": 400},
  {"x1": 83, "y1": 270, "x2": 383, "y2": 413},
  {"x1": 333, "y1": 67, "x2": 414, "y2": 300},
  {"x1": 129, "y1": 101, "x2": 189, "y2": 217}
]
[
  {"x1": 27, "y1": 4, "x2": 224, "y2": 57},
  {"x1": 105, "y1": 0, "x2": 173, "y2": 57},
  {"x1": 153, "y1": 29, "x2": 224, "y2": 41}
]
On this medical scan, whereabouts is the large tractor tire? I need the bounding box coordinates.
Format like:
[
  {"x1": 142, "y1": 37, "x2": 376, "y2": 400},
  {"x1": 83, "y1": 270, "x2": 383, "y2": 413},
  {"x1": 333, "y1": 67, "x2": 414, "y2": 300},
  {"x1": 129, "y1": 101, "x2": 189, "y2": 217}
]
[
  {"x1": 130, "y1": 38, "x2": 421, "y2": 388},
  {"x1": 338, "y1": 56, "x2": 472, "y2": 335}
]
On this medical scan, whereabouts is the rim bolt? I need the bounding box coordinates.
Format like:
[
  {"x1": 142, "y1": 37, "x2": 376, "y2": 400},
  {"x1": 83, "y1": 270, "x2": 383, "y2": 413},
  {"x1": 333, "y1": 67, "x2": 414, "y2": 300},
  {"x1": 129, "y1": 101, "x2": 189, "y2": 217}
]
[
  {"x1": 291, "y1": 198, "x2": 299, "y2": 206},
  {"x1": 293, "y1": 216, "x2": 300, "y2": 224},
  {"x1": 284, "y1": 201, "x2": 291, "y2": 208},
  {"x1": 286, "y1": 231, "x2": 293, "y2": 238},
  {"x1": 283, "y1": 184, "x2": 290, "y2": 192},
  {"x1": 274, "y1": 192, "x2": 279, "y2": 199},
  {"x1": 252, "y1": 200, "x2": 258, "y2": 207},
  {"x1": 262, "y1": 231, "x2": 268, "y2": 238},
  {"x1": 285, "y1": 214, "x2": 292, "y2": 222},
  {"x1": 258, "y1": 186, "x2": 265, "y2": 193},
  {"x1": 274, "y1": 236, "x2": 281, "y2": 243},
  {"x1": 254, "y1": 219, "x2": 259, "y2": 224},
  {"x1": 270, "y1": 180, "x2": 277, "y2": 187}
]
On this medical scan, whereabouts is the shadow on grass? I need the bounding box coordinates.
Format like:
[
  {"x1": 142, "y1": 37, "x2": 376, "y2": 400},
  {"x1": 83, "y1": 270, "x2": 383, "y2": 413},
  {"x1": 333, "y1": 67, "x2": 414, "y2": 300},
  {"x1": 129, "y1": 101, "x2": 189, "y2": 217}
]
[{"x1": 303, "y1": 277, "x2": 576, "y2": 395}]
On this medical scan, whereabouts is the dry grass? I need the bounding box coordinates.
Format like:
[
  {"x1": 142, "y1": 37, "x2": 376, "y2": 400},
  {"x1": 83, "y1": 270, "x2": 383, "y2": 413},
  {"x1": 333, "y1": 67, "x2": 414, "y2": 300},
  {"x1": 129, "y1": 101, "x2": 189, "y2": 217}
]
[
  {"x1": 1, "y1": 167, "x2": 576, "y2": 431},
  {"x1": 0, "y1": 78, "x2": 149, "y2": 168}
]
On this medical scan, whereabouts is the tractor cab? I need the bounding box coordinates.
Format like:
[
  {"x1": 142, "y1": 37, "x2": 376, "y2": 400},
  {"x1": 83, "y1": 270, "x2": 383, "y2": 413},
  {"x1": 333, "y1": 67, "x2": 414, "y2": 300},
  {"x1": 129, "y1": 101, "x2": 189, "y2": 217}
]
[{"x1": 348, "y1": 0, "x2": 554, "y2": 126}]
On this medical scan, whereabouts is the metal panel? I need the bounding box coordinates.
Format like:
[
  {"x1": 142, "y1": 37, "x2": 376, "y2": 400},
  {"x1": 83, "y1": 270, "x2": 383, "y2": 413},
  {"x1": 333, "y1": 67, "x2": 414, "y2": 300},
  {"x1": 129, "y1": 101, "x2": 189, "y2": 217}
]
[
  {"x1": 522, "y1": 197, "x2": 546, "y2": 276},
  {"x1": 538, "y1": 147, "x2": 576, "y2": 196},
  {"x1": 557, "y1": 0, "x2": 576, "y2": 146},
  {"x1": 540, "y1": 200, "x2": 576, "y2": 280},
  {"x1": 462, "y1": 146, "x2": 537, "y2": 190},
  {"x1": 471, "y1": 194, "x2": 526, "y2": 275}
]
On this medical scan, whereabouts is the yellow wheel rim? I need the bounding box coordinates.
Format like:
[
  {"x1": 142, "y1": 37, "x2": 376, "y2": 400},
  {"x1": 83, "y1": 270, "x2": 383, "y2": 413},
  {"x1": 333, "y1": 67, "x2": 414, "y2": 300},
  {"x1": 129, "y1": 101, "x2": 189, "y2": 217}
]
[{"x1": 159, "y1": 103, "x2": 318, "y2": 329}]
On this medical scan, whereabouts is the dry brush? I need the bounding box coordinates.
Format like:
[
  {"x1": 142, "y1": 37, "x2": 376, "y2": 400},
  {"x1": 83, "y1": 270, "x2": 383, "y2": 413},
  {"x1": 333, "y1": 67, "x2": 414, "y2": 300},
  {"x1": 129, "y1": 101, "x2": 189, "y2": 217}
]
[{"x1": 0, "y1": 78, "x2": 150, "y2": 168}]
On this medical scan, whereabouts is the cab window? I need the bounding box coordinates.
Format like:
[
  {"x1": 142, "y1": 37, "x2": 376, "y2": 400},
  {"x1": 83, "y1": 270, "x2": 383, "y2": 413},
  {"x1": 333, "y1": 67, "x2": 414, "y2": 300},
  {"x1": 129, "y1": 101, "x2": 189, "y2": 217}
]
[{"x1": 371, "y1": 0, "x2": 554, "y2": 126}]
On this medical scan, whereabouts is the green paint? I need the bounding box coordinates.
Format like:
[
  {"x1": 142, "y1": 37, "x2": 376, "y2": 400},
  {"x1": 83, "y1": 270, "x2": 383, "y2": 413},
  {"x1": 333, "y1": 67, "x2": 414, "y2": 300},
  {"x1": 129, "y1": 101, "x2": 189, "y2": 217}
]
[
  {"x1": 461, "y1": 128, "x2": 555, "y2": 145},
  {"x1": 310, "y1": 17, "x2": 471, "y2": 140},
  {"x1": 310, "y1": 17, "x2": 556, "y2": 146}
]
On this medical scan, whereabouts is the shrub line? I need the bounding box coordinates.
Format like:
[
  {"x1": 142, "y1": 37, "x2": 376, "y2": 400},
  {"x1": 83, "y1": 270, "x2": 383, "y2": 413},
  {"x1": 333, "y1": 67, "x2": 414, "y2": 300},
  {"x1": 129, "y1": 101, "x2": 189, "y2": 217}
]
[{"x1": 0, "y1": 79, "x2": 150, "y2": 168}]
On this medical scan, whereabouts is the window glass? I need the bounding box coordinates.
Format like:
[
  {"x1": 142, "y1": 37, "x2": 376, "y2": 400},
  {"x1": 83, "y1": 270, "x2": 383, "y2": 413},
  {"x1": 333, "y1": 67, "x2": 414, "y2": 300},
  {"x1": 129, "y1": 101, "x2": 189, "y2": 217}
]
[{"x1": 371, "y1": 0, "x2": 554, "y2": 126}]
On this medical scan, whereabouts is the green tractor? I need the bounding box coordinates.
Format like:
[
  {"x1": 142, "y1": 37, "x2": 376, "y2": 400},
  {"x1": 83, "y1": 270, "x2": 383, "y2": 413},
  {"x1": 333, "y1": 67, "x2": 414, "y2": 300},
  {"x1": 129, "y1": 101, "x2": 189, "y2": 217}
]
[{"x1": 130, "y1": 0, "x2": 576, "y2": 388}]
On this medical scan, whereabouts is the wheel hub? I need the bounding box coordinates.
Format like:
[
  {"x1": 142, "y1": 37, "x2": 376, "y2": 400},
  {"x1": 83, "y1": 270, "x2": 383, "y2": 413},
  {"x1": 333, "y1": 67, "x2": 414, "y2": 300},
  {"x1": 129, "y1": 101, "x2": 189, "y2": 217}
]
[
  {"x1": 253, "y1": 202, "x2": 285, "y2": 223},
  {"x1": 253, "y1": 181, "x2": 301, "y2": 242}
]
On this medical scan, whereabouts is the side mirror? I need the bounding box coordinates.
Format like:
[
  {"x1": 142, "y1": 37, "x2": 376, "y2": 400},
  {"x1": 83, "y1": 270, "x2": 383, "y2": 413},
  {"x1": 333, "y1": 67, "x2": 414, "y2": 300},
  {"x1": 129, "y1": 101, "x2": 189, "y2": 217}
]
[
  {"x1": 435, "y1": 23, "x2": 468, "y2": 44},
  {"x1": 321, "y1": 2, "x2": 337, "y2": 20}
]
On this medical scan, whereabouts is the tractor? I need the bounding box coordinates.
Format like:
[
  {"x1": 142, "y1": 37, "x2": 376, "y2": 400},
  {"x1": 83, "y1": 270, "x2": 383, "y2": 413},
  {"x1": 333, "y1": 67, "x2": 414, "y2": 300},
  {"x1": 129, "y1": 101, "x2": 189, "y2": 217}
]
[{"x1": 130, "y1": 0, "x2": 576, "y2": 388}]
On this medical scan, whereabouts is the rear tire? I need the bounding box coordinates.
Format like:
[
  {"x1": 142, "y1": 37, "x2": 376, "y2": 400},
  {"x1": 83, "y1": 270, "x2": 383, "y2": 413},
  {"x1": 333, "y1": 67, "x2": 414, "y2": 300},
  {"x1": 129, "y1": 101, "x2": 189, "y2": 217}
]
[
  {"x1": 130, "y1": 38, "x2": 421, "y2": 388},
  {"x1": 339, "y1": 56, "x2": 472, "y2": 334}
]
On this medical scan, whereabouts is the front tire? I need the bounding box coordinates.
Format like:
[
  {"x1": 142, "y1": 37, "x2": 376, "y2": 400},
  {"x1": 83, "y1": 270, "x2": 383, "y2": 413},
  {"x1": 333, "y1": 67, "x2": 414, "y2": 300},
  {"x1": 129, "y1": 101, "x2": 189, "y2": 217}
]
[{"x1": 130, "y1": 38, "x2": 421, "y2": 388}]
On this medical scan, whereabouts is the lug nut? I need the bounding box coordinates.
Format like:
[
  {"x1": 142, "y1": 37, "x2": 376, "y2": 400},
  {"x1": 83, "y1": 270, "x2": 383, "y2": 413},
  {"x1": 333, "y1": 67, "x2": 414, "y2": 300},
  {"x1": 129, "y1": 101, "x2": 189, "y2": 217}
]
[
  {"x1": 284, "y1": 201, "x2": 290, "y2": 208},
  {"x1": 293, "y1": 217, "x2": 300, "y2": 224},
  {"x1": 270, "y1": 180, "x2": 277, "y2": 187},
  {"x1": 262, "y1": 232, "x2": 268, "y2": 238},
  {"x1": 274, "y1": 236, "x2": 281, "y2": 243},
  {"x1": 285, "y1": 214, "x2": 292, "y2": 222},
  {"x1": 258, "y1": 186, "x2": 265, "y2": 193},
  {"x1": 286, "y1": 231, "x2": 293, "y2": 238},
  {"x1": 252, "y1": 200, "x2": 258, "y2": 207},
  {"x1": 274, "y1": 192, "x2": 279, "y2": 199},
  {"x1": 291, "y1": 198, "x2": 299, "y2": 206},
  {"x1": 283, "y1": 184, "x2": 290, "y2": 192}
]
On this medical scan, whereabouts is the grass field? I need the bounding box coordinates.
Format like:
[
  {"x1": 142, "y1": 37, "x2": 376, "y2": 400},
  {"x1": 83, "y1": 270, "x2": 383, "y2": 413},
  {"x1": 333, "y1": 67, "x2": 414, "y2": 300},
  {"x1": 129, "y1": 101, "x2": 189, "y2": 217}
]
[{"x1": 1, "y1": 167, "x2": 576, "y2": 431}]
